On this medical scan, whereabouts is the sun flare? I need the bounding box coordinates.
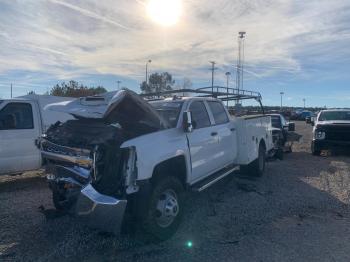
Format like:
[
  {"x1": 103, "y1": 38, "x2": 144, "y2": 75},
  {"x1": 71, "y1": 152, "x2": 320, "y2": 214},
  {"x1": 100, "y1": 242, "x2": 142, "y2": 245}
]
[{"x1": 147, "y1": 0, "x2": 182, "y2": 26}]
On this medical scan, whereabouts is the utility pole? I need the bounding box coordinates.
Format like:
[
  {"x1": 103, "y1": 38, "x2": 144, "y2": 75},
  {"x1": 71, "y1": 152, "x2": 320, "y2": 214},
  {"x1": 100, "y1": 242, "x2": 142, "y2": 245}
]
[
  {"x1": 117, "y1": 80, "x2": 121, "y2": 90},
  {"x1": 303, "y1": 98, "x2": 306, "y2": 109},
  {"x1": 280, "y1": 92, "x2": 284, "y2": 111},
  {"x1": 146, "y1": 60, "x2": 152, "y2": 85},
  {"x1": 225, "y1": 72, "x2": 231, "y2": 107},
  {"x1": 10, "y1": 83, "x2": 13, "y2": 98},
  {"x1": 236, "y1": 31, "x2": 246, "y2": 105},
  {"x1": 209, "y1": 61, "x2": 217, "y2": 94}
]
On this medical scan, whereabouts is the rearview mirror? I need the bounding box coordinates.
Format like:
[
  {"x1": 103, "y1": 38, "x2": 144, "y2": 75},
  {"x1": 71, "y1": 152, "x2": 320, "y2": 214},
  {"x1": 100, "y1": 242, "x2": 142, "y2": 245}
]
[
  {"x1": 288, "y1": 122, "x2": 295, "y2": 132},
  {"x1": 183, "y1": 111, "x2": 193, "y2": 133}
]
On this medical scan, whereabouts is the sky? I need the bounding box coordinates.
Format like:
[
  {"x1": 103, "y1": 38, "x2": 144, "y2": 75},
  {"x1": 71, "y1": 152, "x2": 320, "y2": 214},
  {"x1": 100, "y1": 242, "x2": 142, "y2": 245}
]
[{"x1": 0, "y1": 0, "x2": 350, "y2": 107}]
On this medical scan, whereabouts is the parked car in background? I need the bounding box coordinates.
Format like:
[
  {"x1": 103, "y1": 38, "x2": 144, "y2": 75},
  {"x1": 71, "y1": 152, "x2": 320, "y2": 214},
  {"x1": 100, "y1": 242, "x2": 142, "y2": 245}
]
[
  {"x1": 305, "y1": 112, "x2": 316, "y2": 124},
  {"x1": 311, "y1": 109, "x2": 350, "y2": 155},
  {"x1": 290, "y1": 110, "x2": 314, "y2": 121},
  {"x1": 0, "y1": 95, "x2": 73, "y2": 175},
  {"x1": 268, "y1": 114, "x2": 295, "y2": 159},
  {"x1": 298, "y1": 111, "x2": 313, "y2": 121}
]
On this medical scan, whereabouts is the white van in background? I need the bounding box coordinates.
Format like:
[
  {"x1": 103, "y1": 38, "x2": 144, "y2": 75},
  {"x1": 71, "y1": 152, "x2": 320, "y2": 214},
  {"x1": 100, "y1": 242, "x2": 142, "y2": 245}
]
[{"x1": 0, "y1": 94, "x2": 74, "y2": 175}]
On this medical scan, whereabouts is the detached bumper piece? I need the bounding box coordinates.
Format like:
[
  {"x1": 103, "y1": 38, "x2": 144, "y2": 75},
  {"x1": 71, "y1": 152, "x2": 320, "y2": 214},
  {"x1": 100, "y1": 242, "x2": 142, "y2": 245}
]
[{"x1": 76, "y1": 184, "x2": 127, "y2": 234}]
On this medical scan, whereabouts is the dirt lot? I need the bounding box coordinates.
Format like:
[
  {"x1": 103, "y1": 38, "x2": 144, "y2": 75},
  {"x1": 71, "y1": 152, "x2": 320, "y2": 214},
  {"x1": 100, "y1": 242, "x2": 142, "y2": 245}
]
[{"x1": 1, "y1": 121, "x2": 350, "y2": 262}]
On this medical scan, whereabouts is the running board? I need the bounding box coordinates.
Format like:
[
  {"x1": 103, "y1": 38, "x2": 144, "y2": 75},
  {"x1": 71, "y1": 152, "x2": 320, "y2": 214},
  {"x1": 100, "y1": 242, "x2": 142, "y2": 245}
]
[{"x1": 192, "y1": 165, "x2": 239, "y2": 192}]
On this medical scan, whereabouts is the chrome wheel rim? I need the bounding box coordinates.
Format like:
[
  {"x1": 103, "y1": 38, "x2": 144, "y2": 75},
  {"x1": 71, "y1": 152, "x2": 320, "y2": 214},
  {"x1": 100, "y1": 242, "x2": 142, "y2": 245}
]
[{"x1": 155, "y1": 189, "x2": 179, "y2": 228}]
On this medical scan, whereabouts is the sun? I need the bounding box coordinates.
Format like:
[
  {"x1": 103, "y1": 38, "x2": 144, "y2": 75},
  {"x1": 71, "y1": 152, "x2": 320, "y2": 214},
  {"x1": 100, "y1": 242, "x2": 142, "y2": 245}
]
[{"x1": 147, "y1": 0, "x2": 182, "y2": 27}]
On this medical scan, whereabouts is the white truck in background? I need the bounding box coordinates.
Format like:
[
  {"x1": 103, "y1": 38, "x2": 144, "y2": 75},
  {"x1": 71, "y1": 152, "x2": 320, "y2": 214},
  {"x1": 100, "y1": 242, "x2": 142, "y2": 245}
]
[
  {"x1": 39, "y1": 88, "x2": 274, "y2": 240},
  {"x1": 0, "y1": 95, "x2": 73, "y2": 175}
]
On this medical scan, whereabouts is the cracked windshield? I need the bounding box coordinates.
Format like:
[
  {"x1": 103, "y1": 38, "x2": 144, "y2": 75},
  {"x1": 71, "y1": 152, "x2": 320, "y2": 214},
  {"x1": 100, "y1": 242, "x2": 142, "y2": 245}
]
[{"x1": 1, "y1": 0, "x2": 350, "y2": 261}]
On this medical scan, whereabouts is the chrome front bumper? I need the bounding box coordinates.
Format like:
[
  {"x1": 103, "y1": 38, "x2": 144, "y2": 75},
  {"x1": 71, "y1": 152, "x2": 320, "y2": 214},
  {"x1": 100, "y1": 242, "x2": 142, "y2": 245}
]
[
  {"x1": 47, "y1": 166, "x2": 127, "y2": 234},
  {"x1": 75, "y1": 184, "x2": 127, "y2": 234}
]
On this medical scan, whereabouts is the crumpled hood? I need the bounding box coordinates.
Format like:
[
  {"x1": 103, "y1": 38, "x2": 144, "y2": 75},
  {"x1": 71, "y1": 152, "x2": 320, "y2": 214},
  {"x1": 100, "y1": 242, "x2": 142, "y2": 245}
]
[{"x1": 45, "y1": 90, "x2": 170, "y2": 131}]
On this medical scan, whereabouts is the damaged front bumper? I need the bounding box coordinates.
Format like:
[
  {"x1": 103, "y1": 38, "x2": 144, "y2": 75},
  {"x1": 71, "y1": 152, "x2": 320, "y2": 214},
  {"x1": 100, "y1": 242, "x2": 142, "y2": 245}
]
[
  {"x1": 47, "y1": 166, "x2": 128, "y2": 234},
  {"x1": 41, "y1": 142, "x2": 128, "y2": 233},
  {"x1": 76, "y1": 184, "x2": 127, "y2": 234}
]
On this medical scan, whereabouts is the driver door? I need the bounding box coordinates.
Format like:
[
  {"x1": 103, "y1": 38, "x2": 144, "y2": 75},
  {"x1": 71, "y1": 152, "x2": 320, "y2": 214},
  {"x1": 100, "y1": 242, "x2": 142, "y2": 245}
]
[
  {"x1": 0, "y1": 102, "x2": 41, "y2": 174},
  {"x1": 185, "y1": 100, "x2": 220, "y2": 183}
]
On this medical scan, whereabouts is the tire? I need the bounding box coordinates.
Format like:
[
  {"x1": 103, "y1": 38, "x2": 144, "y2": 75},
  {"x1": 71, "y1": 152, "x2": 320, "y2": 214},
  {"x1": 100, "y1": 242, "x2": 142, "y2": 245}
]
[
  {"x1": 311, "y1": 142, "x2": 321, "y2": 156},
  {"x1": 276, "y1": 148, "x2": 284, "y2": 160},
  {"x1": 52, "y1": 187, "x2": 75, "y2": 212},
  {"x1": 52, "y1": 189, "x2": 68, "y2": 211},
  {"x1": 241, "y1": 143, "x2": 266, "y2": 177},
  {"x1": 141, "y1": 176, "x2": 184, "y2": 241},
  {"x1": 312, "y1": 148, "x2": 321, "y2": 156}
]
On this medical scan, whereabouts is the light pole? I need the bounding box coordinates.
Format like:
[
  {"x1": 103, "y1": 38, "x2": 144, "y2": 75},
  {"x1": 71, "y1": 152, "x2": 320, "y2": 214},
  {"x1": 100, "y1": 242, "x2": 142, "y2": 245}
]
[
  {"x1": 280, "y1": 92, "x2": 284, "y2": 111},
  {"x1": 303, "y1": 98, "x2": 306, "y2": 109},
  {"x1": 146, "y1": 60, "x2": 152, "y2": 85},
  {"x1": 117, "y1": 80, "x2": 121, "y2": 90},
  {"x1": 225, "y1": 72, "x2": 231, "y2": 107},
  {"x1": 236, "y1": 31, "x2": 246, "y2": 105},
  {"x1": 209, "y1": 61, "x2": 217, "y2": 94}
]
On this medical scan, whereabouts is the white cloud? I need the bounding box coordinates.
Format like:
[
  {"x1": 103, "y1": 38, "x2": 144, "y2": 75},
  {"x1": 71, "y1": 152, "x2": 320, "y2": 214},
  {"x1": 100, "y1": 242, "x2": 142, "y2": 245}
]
[{"x1": 0, "y1": 0, "x2": 350, "y2": 84}]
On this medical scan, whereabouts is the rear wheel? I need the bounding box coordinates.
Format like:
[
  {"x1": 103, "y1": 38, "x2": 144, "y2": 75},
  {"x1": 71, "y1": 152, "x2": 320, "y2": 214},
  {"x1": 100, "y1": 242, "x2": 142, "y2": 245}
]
[
  {"x1": 241, "y1": 143, "x2": 266, "y2": 177},
  {"x1": 276, "y1": 148, "x2": 284, "y2": 160},
  {"x1": 141, "y1": 176, "x2": 184, "y2": 241}
]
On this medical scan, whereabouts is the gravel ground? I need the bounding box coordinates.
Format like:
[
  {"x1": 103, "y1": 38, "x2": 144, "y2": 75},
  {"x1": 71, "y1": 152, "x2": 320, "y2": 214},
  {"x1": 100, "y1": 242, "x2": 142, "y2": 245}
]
[{"x1": 1, "y1": 121, "x2": 350, "y2": 261}]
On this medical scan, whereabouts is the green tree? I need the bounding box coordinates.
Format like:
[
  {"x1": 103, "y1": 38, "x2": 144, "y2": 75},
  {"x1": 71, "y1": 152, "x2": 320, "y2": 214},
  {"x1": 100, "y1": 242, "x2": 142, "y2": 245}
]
[
  {"x1": 50, "y1": 80, "x2": 107, "y2": 97},
  {"x1": 140, "y1": 72, "x2": 175, "y2": 94}
]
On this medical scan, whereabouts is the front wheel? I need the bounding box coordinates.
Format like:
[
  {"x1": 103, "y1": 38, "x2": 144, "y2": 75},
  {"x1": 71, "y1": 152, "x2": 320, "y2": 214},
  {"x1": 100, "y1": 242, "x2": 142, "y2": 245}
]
[
  {"x1": 311, "y1": 142, "x2": 321, "y2": 156},
  {"x1": 141, "y1": 176, "x2": 184, "y2": 241}
]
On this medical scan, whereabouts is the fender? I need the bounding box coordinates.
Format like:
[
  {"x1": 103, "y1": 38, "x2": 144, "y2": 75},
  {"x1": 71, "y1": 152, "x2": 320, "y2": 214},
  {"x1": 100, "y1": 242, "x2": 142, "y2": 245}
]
[{"x1": 121, "y1": 127, "x2": 191, "y2": 183}]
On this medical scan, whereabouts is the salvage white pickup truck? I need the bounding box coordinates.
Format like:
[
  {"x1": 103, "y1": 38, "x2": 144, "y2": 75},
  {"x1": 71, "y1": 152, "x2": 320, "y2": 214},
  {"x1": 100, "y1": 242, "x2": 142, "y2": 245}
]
[
  {"x1": 0, "y1": 95, "x2": 73, "y2": 175},
  {"x1": 39, "y1": 88, "x2": 273, "y2": 240}
]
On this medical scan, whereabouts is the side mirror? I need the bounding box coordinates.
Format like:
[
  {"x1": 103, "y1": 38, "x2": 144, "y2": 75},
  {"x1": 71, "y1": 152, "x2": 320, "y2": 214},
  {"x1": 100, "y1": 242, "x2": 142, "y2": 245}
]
[
  {"x1": 288, "y1": 122, "x2": 295, "y2": 132},
  {"x1": 183, "y1": 111, "x2": 193, "y2": 133}
]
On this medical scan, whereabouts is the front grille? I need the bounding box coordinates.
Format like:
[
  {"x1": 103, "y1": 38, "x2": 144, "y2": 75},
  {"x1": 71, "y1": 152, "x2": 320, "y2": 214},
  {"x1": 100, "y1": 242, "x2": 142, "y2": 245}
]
[
  {"x1": 40, "y1": 138, "x2": 93, "y2": 167},
  {"x1": 41, "y1": 139, "x2": 91, "y2": 158},
  {"x1": 321, "y1": 124, "x2": 350, "y2": 142},
  {"x1": 326, "y1": 131, "x2": 350, "y2": 141}
]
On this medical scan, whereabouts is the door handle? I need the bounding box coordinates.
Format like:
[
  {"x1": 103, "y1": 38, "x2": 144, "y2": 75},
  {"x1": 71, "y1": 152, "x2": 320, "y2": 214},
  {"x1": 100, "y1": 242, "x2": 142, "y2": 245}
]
[
  {"x1": 230, "y1": 128, "x2": 236, "y2": 132},
  {"x1": 211, "y1": 132, "x2": 218, "y2": 136}
]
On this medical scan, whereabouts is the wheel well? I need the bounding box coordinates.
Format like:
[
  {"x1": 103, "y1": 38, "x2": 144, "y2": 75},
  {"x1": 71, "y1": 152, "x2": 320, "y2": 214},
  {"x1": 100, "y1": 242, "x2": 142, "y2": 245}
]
[{"x1": 151, "y1": 156, "x2": 187, "y2": 186}]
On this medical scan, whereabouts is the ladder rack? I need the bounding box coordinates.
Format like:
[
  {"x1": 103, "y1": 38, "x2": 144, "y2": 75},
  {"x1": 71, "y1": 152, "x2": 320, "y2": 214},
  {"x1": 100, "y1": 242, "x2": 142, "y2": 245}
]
[{"x1": 139, "y1": 86, "x2": 264, "y2": 113}]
